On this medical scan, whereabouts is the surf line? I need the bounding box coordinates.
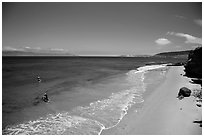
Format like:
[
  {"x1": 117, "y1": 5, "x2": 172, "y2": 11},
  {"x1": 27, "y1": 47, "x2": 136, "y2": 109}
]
[
  {"x1": 86, "y1": 87, "x2": 145, "y2": 135},
  {"x1": 77, "y1": 64, "x2": 167, "y2": 135},
  {"x1": 99, "y1": 64, "x2": 168, "y2": 134},
  {"x1": 98, "y1": 99, "x2": 144, "y2": 135}
]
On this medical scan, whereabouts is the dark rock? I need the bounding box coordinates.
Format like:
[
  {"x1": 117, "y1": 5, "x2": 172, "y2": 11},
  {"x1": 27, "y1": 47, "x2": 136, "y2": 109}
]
[
  {"x1": 174, "y1": 62, "x2": 185, "y2": 66},
  {"x1": 177, "y1": 87, "x2": 191, "y2": 99},
  {"x1": 167, "y1": 62, "x2": 184, "y2": 66},
  {"x1": 193, "y1": 120, "x2": 202, "y2": 127},
  {"x1": 190, "y1": 78, "x2": 202, "y2": 86},
  {"x1": 192, "y1": 89, "x2": 202, "y2": 100},
  {"x1": 196, "y1": 104, "x2": 202, "y2": 107}
]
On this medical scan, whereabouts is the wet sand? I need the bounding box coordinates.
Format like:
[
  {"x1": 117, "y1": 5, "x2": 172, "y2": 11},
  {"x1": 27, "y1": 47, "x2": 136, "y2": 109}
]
[{"x1": 102, "y1": 66, "x2": 202, "y2": 135}]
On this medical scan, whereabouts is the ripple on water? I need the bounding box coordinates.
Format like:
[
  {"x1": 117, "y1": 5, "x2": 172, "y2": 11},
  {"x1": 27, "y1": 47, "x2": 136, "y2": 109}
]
[{"x1": 3, "y1": 65, "x2": 152, "y2": 135}]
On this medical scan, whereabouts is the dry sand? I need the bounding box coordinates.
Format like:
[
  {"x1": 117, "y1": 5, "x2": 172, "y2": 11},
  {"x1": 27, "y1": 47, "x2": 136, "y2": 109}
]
[{"x1": 102, "y1": 66, "x2": 202, "y2": 135}]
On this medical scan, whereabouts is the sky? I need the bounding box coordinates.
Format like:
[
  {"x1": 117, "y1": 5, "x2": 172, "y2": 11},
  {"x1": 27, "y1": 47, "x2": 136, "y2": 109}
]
[{"x1": 2, "y1": 2, "x2": 202, "y2": 55}]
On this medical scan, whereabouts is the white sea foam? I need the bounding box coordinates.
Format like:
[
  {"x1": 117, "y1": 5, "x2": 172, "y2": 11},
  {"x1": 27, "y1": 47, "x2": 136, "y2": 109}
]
[
  {"x1": 137, "y1": 64, "x2": 167, "y2": 72},
  {"x1": 3, "y1": 89, "x2": 144, "y2": 135},
  {"x1": 3, "y1": 113, "x2": 104, "y2": 135},
  {"x1": 3, "y1": 64, "x2": 167, "y2": 135}
]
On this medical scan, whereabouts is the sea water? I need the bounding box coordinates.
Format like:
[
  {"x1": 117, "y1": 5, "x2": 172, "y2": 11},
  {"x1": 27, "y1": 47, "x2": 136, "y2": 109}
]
[{"x1": 3, "y1": 62, "x2": 167, "y2": 135}]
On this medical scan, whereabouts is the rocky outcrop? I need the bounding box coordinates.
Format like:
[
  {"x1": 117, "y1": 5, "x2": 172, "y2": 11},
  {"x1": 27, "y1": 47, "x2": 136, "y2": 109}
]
[
  {"x1": 184, "y1": 47, "x2": 202, "y2": 78},
  {"x1": 177, "y1": 87, "x2": 191, "y2": 100},
  {"x1": 167, "y1": 62, "x2": 185, "y2": 66}
]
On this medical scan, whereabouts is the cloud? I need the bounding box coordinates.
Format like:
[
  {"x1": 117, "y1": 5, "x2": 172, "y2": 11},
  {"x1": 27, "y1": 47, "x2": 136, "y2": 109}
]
[
  {"x1": 3, "y1": 46, "x2": 25, "y2": 51},
  {"x1": 2, "y1": 46, "x2": 70, "y2": 54},
  {"x1": 166, "y1": 32, "x2": 202, "y2": 45},
  {"x1": 155, "y1": 38, "x2": 171, "y2": 45},
  {"x1": 3, "y1": 46, "x2": 38, "y2": 51},
  {"x1": 175, "y1": 15, "x2": 186, "y2": 19},
  {"x1": 24, "y1": 47, "x2": 68, "y2": 53},
  {"x1": 194, "y1": 19, "x2": 202, "y2": 26}
]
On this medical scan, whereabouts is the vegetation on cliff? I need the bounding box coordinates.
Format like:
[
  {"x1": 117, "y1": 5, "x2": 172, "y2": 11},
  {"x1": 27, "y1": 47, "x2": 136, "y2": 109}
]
[{"x1": 184, "y1": 47, "x2": 202, "y2": 79}]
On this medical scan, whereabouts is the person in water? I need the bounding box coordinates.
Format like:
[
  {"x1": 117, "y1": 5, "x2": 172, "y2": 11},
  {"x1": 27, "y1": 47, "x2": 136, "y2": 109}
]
[
  {"x1": 42, "y1": 92, "x2": 49, "y2": 102},
  {"x1": 37, "y1": 76, "x2": 41, "y2": 83}
]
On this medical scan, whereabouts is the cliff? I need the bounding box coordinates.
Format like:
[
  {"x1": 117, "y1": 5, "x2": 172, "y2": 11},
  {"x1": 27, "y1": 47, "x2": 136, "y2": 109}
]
[{"x1": 184, "y1": 47, "x2": 202, "y2": 78}]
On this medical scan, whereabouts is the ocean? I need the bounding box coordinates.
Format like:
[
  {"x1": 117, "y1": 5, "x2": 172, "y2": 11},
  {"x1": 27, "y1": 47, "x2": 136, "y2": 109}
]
[{"x1": 2, "y1": 56, "x2": 186, "y2": 135}]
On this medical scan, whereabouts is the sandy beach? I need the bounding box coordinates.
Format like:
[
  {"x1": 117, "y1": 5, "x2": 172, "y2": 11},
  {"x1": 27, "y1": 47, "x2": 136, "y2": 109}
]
[
  {"x1": 102, "y1": 66, "x2": 202, "y2": 135},
  {"x1": 2, "y1": 2, "x2": 202, "y2": 135}
]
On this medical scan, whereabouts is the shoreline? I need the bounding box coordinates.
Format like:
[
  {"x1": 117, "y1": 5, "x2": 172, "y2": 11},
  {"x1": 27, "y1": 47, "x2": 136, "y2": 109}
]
[
  {"x1": 2, "y1": 64, "x2": 165, "y2": 135},
  {"x1": 102, "y1": 66, "x2": 202, "y2": 135},
  {"x1": 3, "y1": 65, "x2": 201, "y2": 135}
]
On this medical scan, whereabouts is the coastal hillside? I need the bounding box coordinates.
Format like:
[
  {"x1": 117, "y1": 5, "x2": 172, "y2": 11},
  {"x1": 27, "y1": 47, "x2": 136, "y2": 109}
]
[{"x1": 154, "y1": 50, "x2": 192, "y2": 58}]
